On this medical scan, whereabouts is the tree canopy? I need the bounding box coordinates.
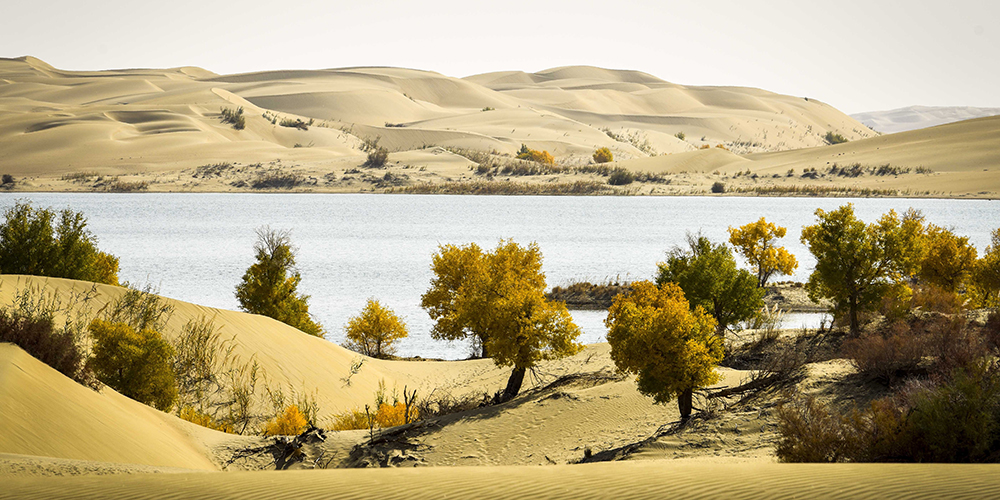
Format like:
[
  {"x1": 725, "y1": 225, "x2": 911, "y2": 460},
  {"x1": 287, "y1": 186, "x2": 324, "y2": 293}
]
[
  {"x1": 656, "y1": 234, "x2": 763, "y2": 336},
  {"x1": 919, "y1": 224, "x2": 978, "y2": 293},
  {"x1": 88, "y1": 318, "x2": 177, "y2": 411},
  {"x1": 728, "y1": 217, "x2": 798, "y2": 287},
  {"x1": 605, "y1": 280, "x2": 722, "y2": 420},
  {"x1": 0, "y1": 200, "x2": 119, "y2": 285},
  {"x1": 800, "y1": 204, "x2": 924, "y2": 335},
  {"x1": 343, "y1": 299, "x2": 409, "y2": 359},
  {"x1": 421, "y1": 240, "x2": 582, "y2": 400},
  {"x1": 235, "y1": 227, "x2": 323, "y2": 337}
]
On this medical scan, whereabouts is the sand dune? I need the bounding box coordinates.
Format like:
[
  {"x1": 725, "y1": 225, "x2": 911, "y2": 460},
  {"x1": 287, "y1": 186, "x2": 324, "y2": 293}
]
[
  {"x1": 5, "y1": 462, "x2": 999, "y2": 499},
  {"x1": 851, "y1": 105, "x2": 1000, "y2": 134},
  {"x1": 0, "y1": 56, "x2": 877, "y2": 186},
  {"x1": 0, "y1": 343, "x2": 222, "y2": 470}
]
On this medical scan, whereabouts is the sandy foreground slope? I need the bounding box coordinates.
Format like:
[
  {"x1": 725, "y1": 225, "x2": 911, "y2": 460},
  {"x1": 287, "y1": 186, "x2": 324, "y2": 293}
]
[
  {"x1": 5, "y1": 462, "x2": 1000, "y2": 500},
  {"x1": 2, "y1": 275, "x2": 1000, "y2": 498}
]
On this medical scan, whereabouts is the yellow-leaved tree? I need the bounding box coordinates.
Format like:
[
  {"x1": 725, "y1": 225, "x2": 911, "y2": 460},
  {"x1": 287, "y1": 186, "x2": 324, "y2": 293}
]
[
  {"x1": 605, "y1": 281, "x2": 722, "y2": 420},
  {"x1": 727, "y1": 217, "x2": 798, "y2": 287},
  {"x1": 343, "y1": 299, "x2": 409, "y2": 359},
  {"x1": 422, "y1": 240, "x2": 582, "y2": 401}
]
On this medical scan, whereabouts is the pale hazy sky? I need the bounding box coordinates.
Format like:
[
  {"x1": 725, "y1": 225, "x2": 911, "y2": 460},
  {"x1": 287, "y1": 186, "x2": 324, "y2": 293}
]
[{"x1": 4, "y1": 0, "x2": 997, "y2": 113}]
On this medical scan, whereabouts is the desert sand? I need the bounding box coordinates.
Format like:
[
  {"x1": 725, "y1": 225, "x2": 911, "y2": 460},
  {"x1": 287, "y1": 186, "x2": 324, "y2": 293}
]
[
  {"x1": 3, "y1": 275, "x2": 999, "y2": 498},
  {"x1": 2, "y1": 56, "x2": 996, "y2": 198}
]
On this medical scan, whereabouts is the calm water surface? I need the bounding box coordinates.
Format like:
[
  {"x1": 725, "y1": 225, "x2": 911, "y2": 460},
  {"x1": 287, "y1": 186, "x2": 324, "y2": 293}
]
[{"x1": 3, "y1": 194, "x2": 997, "y2": 359}]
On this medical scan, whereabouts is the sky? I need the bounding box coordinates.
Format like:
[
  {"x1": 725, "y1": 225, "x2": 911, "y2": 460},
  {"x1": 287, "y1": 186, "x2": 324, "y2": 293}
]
[{"x1": 3, "y1": 0, "x2": 998, "y2": 114}]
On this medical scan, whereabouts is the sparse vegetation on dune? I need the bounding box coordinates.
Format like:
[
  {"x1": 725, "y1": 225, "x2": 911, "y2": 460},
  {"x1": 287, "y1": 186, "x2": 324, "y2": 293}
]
[
  {"x1": 220, "y1": 106, "x2": 245, "y2": 130},
  {"x1": 732, "y1": 185, "x2": 901, "y2": 197},
  {"x1": 389, "y1": 180, "x2": 615, "y2": 195}
]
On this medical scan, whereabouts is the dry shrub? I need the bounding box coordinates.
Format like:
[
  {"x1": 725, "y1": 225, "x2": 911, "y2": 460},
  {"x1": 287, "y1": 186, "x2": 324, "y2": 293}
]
[
  {"x1": 415, "y1": 390, "x2": 490, "y2": 418},
  {"x1": 911, "y1": 284, "x2": 964, "y2": 314},
  {"x1": 842, "y1": 321, "x2": 927, "y2": 384},
  {"x1": 922, "y1": 315, "x2": 989, "y2": 377},
  {"x1": 776, "y1": 395, "x2": 854, "y2": 462},
  {"x1": 179, "y1": 406, "x2": 234, "y2": 433},
  {"x1": 330, "y1": 402, "x2": 417, "y2": 431},
  {"x1": 262, "y1": 404, "x2": 309, "y2": 436},
  {"x1": 0, "y1": 309, "x2": 96, "y2": 388},
  {"x1": 985, "y1": 311, "x2": 1000, "y2": 353}
]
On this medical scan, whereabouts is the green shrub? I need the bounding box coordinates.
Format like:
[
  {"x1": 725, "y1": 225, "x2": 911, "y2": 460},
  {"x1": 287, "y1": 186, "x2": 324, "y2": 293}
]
[
  {"x1": 824, "y1": 131, "x2": 848, "y2": 145},
  {"x1": 0, "y1": 201, "x2": 119, "y2": 285},
  {"x1": 1, "y1": 174, "x2": 13, "y2": 186},
  {"x1": 607, "y1": 167, "x2": 634, "y2": 185},
  {"x1": 675, "y1": 131, "x2": 686, "y2": 141},
  {"x1": 711, "y1": 181, "x2": 726, "y2": 193},
  {"x1": 88, "y1": 318, "x2": 178, "y2": 411},
  {"x1": 235, "y1": 227, "x2": 324, "y2": 337}
]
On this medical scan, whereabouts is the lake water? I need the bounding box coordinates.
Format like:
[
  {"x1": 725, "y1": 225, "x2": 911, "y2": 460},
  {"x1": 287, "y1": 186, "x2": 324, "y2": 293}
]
[{"x1": 2, "y1": 193, "x2": 997, "y2": 359}]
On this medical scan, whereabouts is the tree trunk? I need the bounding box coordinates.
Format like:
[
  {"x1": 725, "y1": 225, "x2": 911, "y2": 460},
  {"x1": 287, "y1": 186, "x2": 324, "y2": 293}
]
[
  {"x1": 678, "y1": 388, "x2": 693, "y2": 421},
  {"x1": 849, "y1": 294, "x2": 859, "y2": 336},
  {"x1": 501, "y1": 366, "x2": 526, "y2": 403}
]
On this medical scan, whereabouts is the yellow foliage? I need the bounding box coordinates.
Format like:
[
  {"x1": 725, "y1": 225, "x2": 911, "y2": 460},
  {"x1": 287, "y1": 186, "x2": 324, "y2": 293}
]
[
  {"x1": 605, "y1": 281, "x2": 722, "y2": 419},
  {"x1": 262, "y1": 404, "x2": 309, "y2": 436},
  {"x1": 330, "y1": 408, "x2": 371, "y2": 431},
  {"x1": 421, "y1": 240, "x2": 581, "y2": 367},
  {"x1": 919, "y1": 224, "x2": 978, "y2": 292},
  {"x1": 93, "y1": 251, "x2": 120, "y2": 286},
  {"x1": 330, "y1": 402, "x2": 418, "y2": 431},
  {"x1": 969, "y1": 228, "x2": 1000, "y2": 307},
  {"x1": 343, "y1": 299, "x2": 408, "y2": 358},
  {"x1": 699, "y1": 144, "x2": 711, "y2": 149},
  {"x1": 592, "y1": 147, "x2": 613, "y2": 163},
  {"x1": 516, "y1": 145, "x2": 555, "y2": 165},
  {"x1": 178, "y1": 406, "x2": 234, "y2": 433},
  {"x1": 728, "y1": 217, "x2": 798, "y2": 287}
]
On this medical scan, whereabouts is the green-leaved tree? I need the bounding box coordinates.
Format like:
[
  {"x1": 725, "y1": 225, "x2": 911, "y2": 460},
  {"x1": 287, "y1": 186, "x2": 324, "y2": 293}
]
[
  {"x1": 800, "y1": 204, "x2": 925, "y2": 335},
  {"x1": 0, "y1": 200, "x2": 119, "y2": 285},
  {"x1": 88, "y1": 318, "x2": 178, "y2": 411},
  {"x1": 656, "y1": 234, "x2": 763, "y2": 336},
  {"x1": 235, "y1": 227, "x2": 324, "y2": 337}
]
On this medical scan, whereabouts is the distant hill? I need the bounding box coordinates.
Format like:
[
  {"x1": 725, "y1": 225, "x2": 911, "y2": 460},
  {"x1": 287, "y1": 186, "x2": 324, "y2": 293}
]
[{"x1": 851, "y1": 106, "x2": 1000, "y2": 134}]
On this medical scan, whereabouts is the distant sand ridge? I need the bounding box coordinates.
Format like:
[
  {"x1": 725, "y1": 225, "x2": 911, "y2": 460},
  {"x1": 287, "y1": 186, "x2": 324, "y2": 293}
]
[{"x1": 12, "y1": 56, "x2": 998, "y2": 197}]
